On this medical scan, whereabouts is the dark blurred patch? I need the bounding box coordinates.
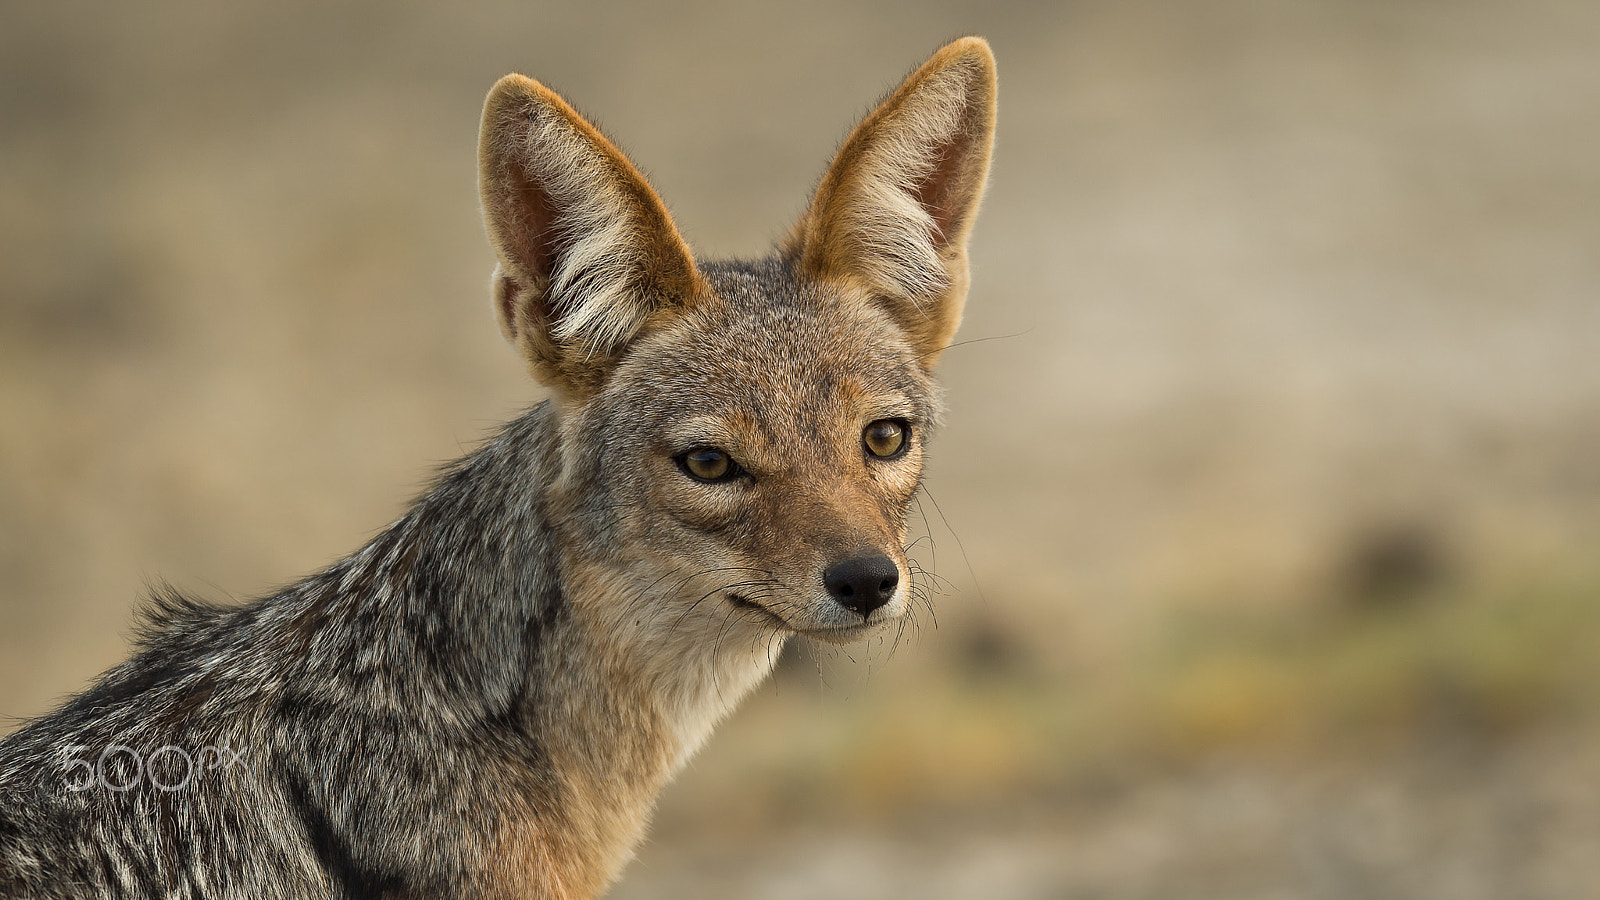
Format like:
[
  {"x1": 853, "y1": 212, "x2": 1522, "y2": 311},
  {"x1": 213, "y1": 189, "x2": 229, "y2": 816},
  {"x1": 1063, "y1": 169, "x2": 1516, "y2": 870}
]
[
  {"x1": 771, "y1": 637, "x2": 816, "y2": 686},
  {"x1": 1337, "y1": 520, "x2": 1452, "y2": 611},
  {"x1": 955, "y1": 616, "x2": 1032, "y2": 684},
  {"x1": 0, "y1": 9, "x2": 103, "y2": 135},
  {"x1": 0, "y1": 247, "x2": 164, "y2": 351},
  {"x1": 1419, "y1": 666, "x2": 1527, "y2": 743}
]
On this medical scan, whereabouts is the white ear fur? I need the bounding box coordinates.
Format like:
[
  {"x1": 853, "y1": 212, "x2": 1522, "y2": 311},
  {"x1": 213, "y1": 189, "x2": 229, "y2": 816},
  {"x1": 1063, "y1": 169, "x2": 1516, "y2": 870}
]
[
  {"x1": 831, "y1": 63, "x2": 986, "y2": 301},
  {"x1": 479, "y1": 75, "x2": 702, "y2": 391},
  {"x1": 791, "y1": 37, "x2": 997, "y2": 362}
]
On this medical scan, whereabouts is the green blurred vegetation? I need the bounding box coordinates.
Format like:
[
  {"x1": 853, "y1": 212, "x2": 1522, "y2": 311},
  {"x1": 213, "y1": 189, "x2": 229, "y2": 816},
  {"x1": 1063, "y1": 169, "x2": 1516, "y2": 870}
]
[{"x1": 669, "y1": 562, "x2": 1600, "y2": 828}]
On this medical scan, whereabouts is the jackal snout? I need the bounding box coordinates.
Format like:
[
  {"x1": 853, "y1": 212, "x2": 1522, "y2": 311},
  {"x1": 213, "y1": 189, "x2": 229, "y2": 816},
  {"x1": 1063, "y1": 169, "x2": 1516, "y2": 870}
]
[{"x1": 823, "y1": 552, "x2": 899, "y2": 618}]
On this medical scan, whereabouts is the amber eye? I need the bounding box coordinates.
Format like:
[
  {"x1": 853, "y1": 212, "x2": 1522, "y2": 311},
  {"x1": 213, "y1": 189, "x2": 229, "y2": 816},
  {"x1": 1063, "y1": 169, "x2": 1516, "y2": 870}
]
[
  {"x1": 863, "y1": 419, "x2": 908, "y2": 459},
  {"x1": 677, "y1": 447, "x2": 739, "y2": 483}
]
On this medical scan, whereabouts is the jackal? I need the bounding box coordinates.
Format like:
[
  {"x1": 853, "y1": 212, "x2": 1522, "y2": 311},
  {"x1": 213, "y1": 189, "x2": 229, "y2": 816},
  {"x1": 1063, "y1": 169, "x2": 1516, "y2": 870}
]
[{"x1": 0, "y1": 37, "x2": 997, "y2": 899}]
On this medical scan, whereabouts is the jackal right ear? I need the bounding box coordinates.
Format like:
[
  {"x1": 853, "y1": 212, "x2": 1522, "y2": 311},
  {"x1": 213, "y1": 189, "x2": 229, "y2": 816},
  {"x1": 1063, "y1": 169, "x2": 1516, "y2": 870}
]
[
  {"x1": 788, "y1": 37, "x2": 997, "y2": 367},
  {"x1": 479, "y1": 75, "x2": 705, "y2": 395}
]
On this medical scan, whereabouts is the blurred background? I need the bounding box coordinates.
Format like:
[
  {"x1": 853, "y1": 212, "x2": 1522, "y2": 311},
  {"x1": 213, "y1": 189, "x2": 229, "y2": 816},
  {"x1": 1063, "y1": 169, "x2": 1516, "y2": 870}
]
[{"x1": 3, "y1": 1, "x2": 1598, "y2": 896}]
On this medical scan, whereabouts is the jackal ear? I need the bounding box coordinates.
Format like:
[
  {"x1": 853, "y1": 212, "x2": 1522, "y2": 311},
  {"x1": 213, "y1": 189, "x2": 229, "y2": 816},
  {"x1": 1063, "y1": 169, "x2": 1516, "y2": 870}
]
[
  {"x1": 479, "y1": 75, "x2": 705, "y2": 395},
  {"x1": 788, "y1": 37, "x2": 996, "y2": 366}
]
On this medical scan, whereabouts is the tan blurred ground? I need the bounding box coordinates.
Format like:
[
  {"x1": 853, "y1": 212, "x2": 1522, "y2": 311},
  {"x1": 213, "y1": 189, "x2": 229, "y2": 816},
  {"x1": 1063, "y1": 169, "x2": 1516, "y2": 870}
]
[{"x1": 3, "y1": 1, "x2": 1599, "y2": 897}]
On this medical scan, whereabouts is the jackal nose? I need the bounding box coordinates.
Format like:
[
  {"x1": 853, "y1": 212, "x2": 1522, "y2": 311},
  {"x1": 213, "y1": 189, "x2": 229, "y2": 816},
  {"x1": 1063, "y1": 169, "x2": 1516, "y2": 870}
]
[{"x1": 824, "y1": 554, "x2": 899, "y2": 618}]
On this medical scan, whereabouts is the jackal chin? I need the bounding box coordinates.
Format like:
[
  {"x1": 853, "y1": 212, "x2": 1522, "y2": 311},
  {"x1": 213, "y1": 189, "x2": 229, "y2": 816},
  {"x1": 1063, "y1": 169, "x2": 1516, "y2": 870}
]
[
  {"x1": 727, "y1": 586, "x2": 906, "y2": 646},
  {"x1": 798, "y1": 619, "x2": 896, "y2": 646}
]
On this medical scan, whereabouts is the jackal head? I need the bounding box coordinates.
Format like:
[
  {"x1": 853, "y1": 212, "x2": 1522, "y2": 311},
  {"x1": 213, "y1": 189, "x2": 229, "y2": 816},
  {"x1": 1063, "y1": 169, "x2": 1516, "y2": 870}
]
[{"x1": 478, "y1": 40, "x2": 995, "y2": 661}]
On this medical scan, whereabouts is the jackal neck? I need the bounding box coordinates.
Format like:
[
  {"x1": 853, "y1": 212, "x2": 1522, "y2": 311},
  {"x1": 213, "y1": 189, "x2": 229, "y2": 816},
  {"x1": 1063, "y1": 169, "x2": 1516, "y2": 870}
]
[{"x1": 301, "y1": 398, "x2": 772, "y2": 893}]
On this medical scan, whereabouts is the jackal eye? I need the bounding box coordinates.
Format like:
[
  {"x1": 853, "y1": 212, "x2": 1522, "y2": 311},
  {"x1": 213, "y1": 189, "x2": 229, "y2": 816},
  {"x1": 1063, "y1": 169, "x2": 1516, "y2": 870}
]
[
  {"x1": 676, "y1": 447, "x2": 741, "y2": 483},
  {"x1": 863, "y1": 419, "x2": 909, "y2": 459}
]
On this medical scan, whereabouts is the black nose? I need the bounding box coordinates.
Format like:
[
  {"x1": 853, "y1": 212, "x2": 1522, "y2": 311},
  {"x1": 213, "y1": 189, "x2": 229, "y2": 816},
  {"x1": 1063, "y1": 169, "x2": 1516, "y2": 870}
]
[{"x1": 824, "y1": 554, "x2": 899, "y2": 618}]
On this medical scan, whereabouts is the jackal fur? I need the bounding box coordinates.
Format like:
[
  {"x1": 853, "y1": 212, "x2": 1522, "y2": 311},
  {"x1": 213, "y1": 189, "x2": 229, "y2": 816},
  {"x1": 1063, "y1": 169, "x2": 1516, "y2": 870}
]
[{"x1": 0, "y1": 37, "x2": 997, "y2": 899}]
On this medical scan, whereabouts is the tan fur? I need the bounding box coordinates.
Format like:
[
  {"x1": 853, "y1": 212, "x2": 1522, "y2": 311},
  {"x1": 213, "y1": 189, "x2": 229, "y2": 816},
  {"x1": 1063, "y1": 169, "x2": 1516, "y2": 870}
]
[{"x1": 486, "y1": 809, "x2": 568, "y2": 900}]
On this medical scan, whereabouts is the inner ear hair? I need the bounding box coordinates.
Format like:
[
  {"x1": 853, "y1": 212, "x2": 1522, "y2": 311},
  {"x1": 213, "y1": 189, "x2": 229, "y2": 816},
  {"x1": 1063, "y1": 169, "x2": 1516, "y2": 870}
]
[
  {"x1": 788, "y1": 37, "x2": 997, "y2": 363},
  {"x1": 479, "y1": 75, "x2": 704, "y2": 392}
]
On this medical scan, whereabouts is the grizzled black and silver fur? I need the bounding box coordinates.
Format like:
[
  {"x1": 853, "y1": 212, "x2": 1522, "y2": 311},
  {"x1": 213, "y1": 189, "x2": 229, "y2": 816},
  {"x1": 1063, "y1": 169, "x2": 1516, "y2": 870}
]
[{"x1": 1, "y1": 409, "x2": 565, "y2": 897}]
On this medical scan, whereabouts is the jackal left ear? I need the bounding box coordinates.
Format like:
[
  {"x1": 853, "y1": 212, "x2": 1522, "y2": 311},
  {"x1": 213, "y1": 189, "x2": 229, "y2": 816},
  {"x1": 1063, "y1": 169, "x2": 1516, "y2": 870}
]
[
  {"x1": 788, "y1": 37, "x2": 997, "y2": 366},
  {"x1": 479, "y1": 75, "x2": 705, "y2": 396}
]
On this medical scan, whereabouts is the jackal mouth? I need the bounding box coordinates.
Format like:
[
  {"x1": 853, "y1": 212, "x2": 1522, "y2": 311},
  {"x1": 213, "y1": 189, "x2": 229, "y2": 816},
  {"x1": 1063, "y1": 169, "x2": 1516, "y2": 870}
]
[
  {"x1": 726, "y1": 593, "x2": 790, "y2": 631},
  {"x1": 727, "y1": 592, "x2": 893, "y2": 644}
]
